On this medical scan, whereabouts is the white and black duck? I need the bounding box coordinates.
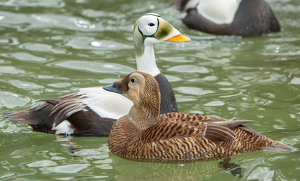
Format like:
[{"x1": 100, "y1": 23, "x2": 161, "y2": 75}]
[{"x1": 4, "y1": 13, "x2": 191, "y2": 136}]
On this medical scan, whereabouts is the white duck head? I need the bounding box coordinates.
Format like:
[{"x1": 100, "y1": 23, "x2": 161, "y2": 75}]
[{"x1": 133, "y1": 13, "x2": 191, "y2": 76}]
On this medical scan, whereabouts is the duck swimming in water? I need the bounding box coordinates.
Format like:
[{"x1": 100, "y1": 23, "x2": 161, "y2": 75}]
[
  {"x1": 105, "y1": 72, "x2": 296, "y2": 161},
  {"x1": 172, "y1": 0, "x2": 281, "y2": 36},
  {"x1": 3, "y1": 13, "x2": 190, "y2": 136}
]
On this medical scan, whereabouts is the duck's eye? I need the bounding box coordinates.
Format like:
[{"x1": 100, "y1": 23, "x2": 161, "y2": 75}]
[
  {"x1": 131, "y1": 79, "x2": 136, "y2": 83},
  {"x1": 148, "y1": 23, "x2": 155, "y2": 26}
]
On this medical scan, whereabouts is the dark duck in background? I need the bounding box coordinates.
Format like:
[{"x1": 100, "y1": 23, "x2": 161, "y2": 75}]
[{"x1": 172, "y1": 0, "x2": 281, "y2": 36}]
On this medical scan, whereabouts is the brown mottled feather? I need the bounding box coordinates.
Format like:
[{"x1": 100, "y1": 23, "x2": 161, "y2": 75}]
[
  {"x1": 109, "y1": 113, "x2": 250, "y2": 161},
  {"x1": 109, "y1": 117, "x2": 230, "y2": 161},
  {"x1": 141, "y1": 120, "x2": 207, "y2": 143},
  {"x1": 221, "y1": 127, "x2": 275, "y2": 152}
]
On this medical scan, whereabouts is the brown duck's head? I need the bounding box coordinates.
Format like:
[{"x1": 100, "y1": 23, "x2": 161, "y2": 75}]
[{"x1": 104, "y1": 72, "x2": 161, "y2": 114}]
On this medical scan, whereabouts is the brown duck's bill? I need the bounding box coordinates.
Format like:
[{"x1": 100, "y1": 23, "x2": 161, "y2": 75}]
[
  {"x1": 166, "y1": 34, "x2": 191, "y2": 42},
  {"x1": 103, "y1": 84, "x2": 122, "y2": 94}
]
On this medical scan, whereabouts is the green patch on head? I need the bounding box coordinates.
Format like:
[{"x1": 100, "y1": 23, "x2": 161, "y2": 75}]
[
  {"x1": 133, "y1": 18, "x2": 145, "y2": 57},
  {"x1": 154, "y1": 18, "x2": 174, "y2": 40}
]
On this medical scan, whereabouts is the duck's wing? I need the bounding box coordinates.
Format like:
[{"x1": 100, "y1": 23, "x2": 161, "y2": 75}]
[
  {"x1": 141, "y1": 119, "x2": 238, "y2": 145},
  {"x1": 47, "y1": 88, "x2": 132, "y2": 126},
  {"x1": 204, "y1": 116, "x2": 296, "y2": 152},
  {"x1": 43, "y1": 93, "x2": 86, "y2": 127},
  {"x1": 160, "y1": 112, "x2": 255, "y2": 126},
  {"x1": 158, "y1": 112, "x2": 257, "y2": 144},
  {"x1": 157, "y1": 113, "x2": 296, "y2": 152}
]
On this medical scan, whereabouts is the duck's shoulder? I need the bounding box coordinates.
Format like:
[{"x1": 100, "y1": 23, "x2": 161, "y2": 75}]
[
  {"x1": 110, "y1": 116, "x2": 136, "y2": 132},
  {"x1": 109, "y1": 116, "x2": 135, "y2": 137},
  {"x1": 158, "y1": 112, "x2": 226, "y2": 123}
]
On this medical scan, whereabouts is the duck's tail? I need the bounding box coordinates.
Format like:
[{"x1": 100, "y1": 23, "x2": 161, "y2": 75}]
[
  {"x1": 3, "y1": 103, "x2": 56, "y2": 134},
  {"x1": 4, "y1": 110, "x2": 35, "y2": 124},
  {"x1": 264, "y1": 141, "x2": 297, "y2": 152}
]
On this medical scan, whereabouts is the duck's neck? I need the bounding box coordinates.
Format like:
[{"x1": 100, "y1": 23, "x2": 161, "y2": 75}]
[
  {"x1": 136, "y1": 44, "x2": 160, "y2": 77},
  {"x1": 128, "y1": 103, "x2": 160, "y2": 131}
]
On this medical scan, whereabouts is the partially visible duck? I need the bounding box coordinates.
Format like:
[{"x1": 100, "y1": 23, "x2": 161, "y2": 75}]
[
  {"x1": 172, "y1": 0, "x2": 281, "y2": 36},
  {"x1": 3, "y1": 13, "x2": 191, "y2": 136},
  {"x1": 105, "y1": 72, "x2": 296, "y2": 161}
]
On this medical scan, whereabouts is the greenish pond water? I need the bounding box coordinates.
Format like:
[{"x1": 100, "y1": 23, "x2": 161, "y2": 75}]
[{"x1": 1, "y1": 0, "x2": 300, "y2": 180}]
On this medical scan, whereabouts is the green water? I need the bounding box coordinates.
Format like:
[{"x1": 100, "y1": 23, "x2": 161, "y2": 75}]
[{"x1": 0, "y1": 0, "x2": 300, "y2": 180}]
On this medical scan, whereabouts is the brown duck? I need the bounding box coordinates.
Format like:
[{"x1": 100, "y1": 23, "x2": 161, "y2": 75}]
[{"x1": 104, "y1": 72, "x2": 296, "y2": 161}]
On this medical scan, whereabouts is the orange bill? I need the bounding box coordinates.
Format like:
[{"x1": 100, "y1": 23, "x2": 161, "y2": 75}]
[{"x1": 166, "y1": 34, "x2": 191, "y2": 42}]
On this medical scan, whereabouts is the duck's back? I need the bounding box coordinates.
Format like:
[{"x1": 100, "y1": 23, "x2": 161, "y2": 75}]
[
  {"x1": 108, "y1": 116, "x2": 231, "y2": 161},
  {"x1": 109, "y1": 112, "x2": 295, "y2": 161},
  {"x1": 230, "y1": 0, "x2": 280, "y2": 35},
  {"x1": 180, "y1": 0, "x2": 280, "y2": 35}
]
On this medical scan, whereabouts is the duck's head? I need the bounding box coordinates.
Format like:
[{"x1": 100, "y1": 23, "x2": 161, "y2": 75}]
[
  {"x1": 104, "y1": 72, "x2": 161, "y2": 117},
  {"x1": 134, "y1": 13, "x2": 191, "y2": 57}
]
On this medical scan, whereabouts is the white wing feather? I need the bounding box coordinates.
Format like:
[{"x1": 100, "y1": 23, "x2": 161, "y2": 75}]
[{"x1": 79, "y1": 87, "x2": 133, "y2": 119}]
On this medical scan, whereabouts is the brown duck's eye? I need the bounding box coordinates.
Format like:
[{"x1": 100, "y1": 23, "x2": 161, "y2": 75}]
[{"x1": 131, "y1": 79, "x2": 136, "y2": 83}]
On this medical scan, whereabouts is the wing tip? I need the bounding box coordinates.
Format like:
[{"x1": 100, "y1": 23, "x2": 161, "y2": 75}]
[
  {"x1": 3, "y1": 111, "x2": 34, "y2": 124},
  {"x1": 264, "y1": 141, "x2": 297, "y2": 152}
]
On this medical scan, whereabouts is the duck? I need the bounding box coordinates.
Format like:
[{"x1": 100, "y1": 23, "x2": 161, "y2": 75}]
[
  {"x1": 172, "y1": 0, "x2": 281, "y2": 36},
  {"x1": 105, "y1": 71, "x2": 296, "y2": 161},
  {"x1": 3, "y1": 13, "x2": 191, "y2": 136}
]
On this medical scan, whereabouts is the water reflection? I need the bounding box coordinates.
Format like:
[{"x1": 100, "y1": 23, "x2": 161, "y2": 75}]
[{"x1": 108, "y1": 148, "x2": 282, "y2": 181}]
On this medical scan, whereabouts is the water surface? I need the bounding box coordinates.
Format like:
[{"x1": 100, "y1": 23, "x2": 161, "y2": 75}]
[{"x1": 1, "y1": 0, "x2": 300, "y2": 180}]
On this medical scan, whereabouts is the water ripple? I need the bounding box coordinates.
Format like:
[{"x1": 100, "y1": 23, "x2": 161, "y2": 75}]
[
  {"x1": 51, "y1": 60, "x2": 135, "y2": 74},
  {"x1": 0, "y1": 0, "x2": 300, "y2": 180}
]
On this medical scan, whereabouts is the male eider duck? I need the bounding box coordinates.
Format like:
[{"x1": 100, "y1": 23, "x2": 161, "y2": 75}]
[
  {"x1": 105, "y1": 72, "x2": 296, "y2": 161},
  {"x1": 3, "y1": 13, "x2": 190, "y2": 136},
  {"x1": 172, "y1": 0, "x2": 281, "y2": 36}
]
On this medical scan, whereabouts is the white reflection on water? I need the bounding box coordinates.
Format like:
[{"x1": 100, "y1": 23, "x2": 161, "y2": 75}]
[{"x1": 73, "y1": 19, "x2": 95, "y2": 29}]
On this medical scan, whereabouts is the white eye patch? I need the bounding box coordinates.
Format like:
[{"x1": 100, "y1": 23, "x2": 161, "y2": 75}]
[{"x1": 138, "y1": 15, "x2": 159, "y2": 36}]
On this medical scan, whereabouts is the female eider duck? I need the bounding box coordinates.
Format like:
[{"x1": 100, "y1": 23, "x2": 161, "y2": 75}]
[
  {"x1": 105, "y1": 72, "x2": 296, "y2": 161},
  {"x1": 172, "y1": 0, "x2": 281, "y2": 36},
  {"x1": 4, "y1": 13, "x2": 190, "y2": 136}
]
